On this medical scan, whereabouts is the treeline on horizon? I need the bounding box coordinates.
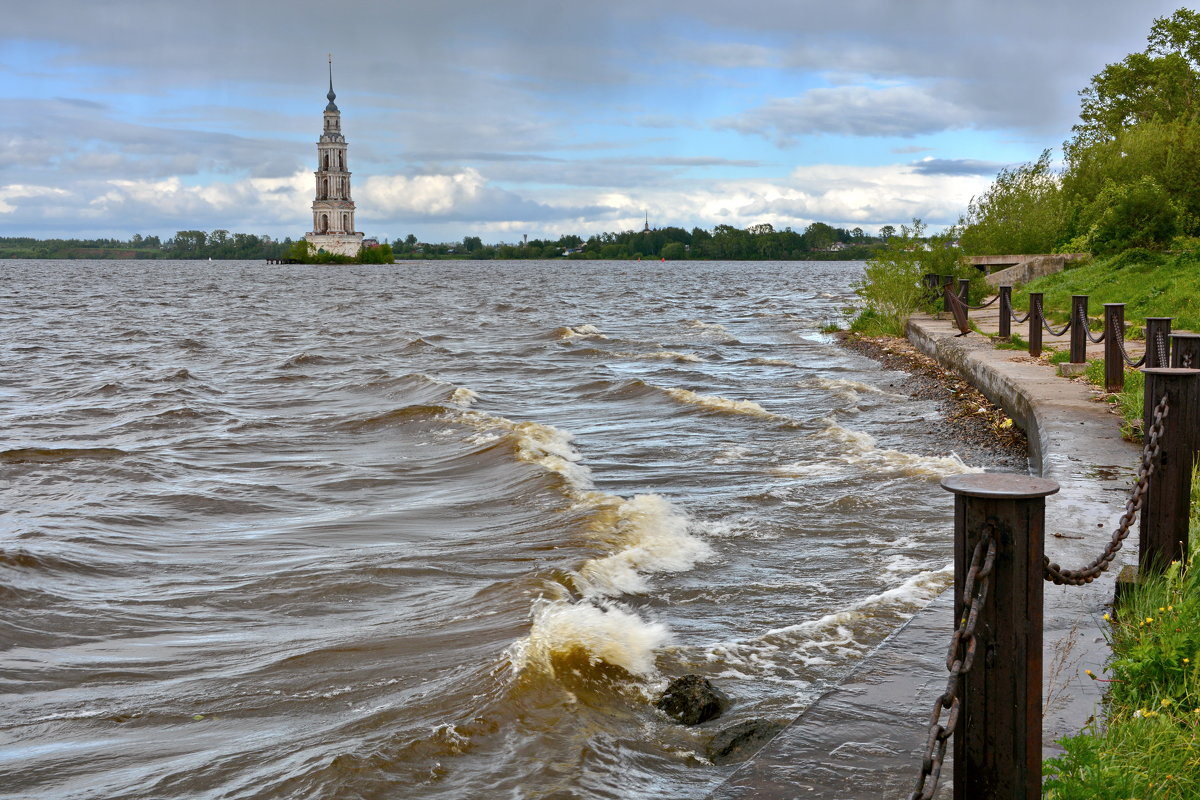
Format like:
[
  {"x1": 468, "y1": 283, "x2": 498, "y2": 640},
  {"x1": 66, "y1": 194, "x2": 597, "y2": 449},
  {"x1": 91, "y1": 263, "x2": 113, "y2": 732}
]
[{"x1": 0, "y1": 221, "x2": 896, "y2": 262}]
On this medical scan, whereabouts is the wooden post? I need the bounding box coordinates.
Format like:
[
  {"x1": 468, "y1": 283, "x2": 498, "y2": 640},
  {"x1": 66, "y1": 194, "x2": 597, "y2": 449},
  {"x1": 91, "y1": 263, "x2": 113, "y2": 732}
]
[
  {"x1": 998, "y1": 286, "x2": 1012, "y2": 339},
  {"x1": 1028, "y1": 292, "x2": 1043, "y2": 358},
  {"x1": 941, "y1": 473, "x2": 1059, "y2": 800},
  {"x1": 942, "y1": 276, "x2": 955, "y2": 313},
  {"x1": 958, "y1": 278, "x2": 971, "y2": 306},
  {"x1": 1103, "y1": 304, "x2": 1125, "y2": 394},
  {"x1": 1144, "y1": 317, "x2": 1173, "y2": 369},
  {"x1": 1139, "y1": 368, "x2": 1200, "y2": 571},
  {"x1": 924, "y1": 273, "x2": 941, "y2": 305},
  {"x1": 1069, "y1": 295, "x2": 1088, "y2": 364},
  {"x1": 1170, "y1": 333, "x2": 1200, "y2": 370}
]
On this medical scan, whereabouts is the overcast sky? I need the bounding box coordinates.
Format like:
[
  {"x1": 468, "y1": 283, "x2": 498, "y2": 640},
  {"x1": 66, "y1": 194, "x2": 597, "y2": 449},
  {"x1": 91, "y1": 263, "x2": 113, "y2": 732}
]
[{"x1": 0, "y1": 1, "x2": 1187, "y2": 243}]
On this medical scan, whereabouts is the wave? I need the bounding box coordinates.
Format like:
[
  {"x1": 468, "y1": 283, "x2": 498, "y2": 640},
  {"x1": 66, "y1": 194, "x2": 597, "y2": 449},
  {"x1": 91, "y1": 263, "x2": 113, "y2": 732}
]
[
  {"x1": 279, "y1": 352, "x2": 340, "y2": 369},
  {"x1": 553, "y1": 324, "x2": 608, "y2": 340},
  {"x1": 809, "y1": 417, "x2": 981, "y2": 478},
  {"x1": 1, "y1": 447, "x2": 127, "y2": 464},
  {"x1": 618, "y1": 350, "x2": 704, "y2": 364},
  {"x1": 454, "y1": 409, "x2": 710, "y2": 682},
  {"x1": 746, "y1": 357, "x2": 797, "y2": 368},
  {"x1": 805, "y1": 376, "x2": 904, "y2": 411},
  {"x1": 663, "y1": 387, "x2": 791, "y2": 423}
]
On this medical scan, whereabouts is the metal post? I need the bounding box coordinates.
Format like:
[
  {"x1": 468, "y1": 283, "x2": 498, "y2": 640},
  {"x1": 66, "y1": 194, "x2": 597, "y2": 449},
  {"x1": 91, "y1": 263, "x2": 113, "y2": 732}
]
[
  {"x1": 1069, "y1": 295, "x2": 1088, "y2": 364},
  {"x1": 958, "y1": 278, "x2": 971, "y2": 306},
  {"x1": 942, "y1": 473, "x2": 1059, "y2": 800},
  {"x1": 1170, "y1": 333, "x2": 1200, "y2": 370},
  {"x1": 1028, "y1": 292, "x2": 1043, "y2": 358},
  {"x1": 942, "y1": 276, "x2": 955, "y2": 313},
  {"x1": 1139, "y1": 368, "x2": 1200, "y2": 572},
  {"x1": 1144, "y1": 317, "x2": 1173, "y2": 369},
  {"x1": 1103, "y1": 304, "x2": 1125, "y2": 393},
  {"x1": 998, "y1": 286, "x2": 1012, "y2": 339}
]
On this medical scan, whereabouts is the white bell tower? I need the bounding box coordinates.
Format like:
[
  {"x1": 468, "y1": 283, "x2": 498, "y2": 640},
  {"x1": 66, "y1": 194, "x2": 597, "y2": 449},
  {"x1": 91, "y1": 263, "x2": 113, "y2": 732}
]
[{"x1": 305, "y1": 55, "x2": 364, "y2": 257}]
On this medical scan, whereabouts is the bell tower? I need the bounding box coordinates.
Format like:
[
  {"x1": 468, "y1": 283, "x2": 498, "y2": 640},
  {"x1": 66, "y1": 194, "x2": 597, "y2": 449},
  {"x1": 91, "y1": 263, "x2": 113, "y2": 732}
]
[{"x1": 305, "y1": 55, "x2": 363, "y2": 257}]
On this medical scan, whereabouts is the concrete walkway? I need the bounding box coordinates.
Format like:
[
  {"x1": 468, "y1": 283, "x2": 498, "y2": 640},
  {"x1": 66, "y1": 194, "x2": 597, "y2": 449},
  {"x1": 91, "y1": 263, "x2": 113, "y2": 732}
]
[{"x1": 709, "y1": 309, "x2": 1141, "y2": 800}]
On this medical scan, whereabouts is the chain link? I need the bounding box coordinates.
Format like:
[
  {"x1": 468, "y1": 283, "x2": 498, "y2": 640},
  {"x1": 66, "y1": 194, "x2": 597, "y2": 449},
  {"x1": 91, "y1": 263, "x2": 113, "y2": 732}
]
[
  {"x1": 1185, "y1": 352, "x2": 1195, "y2": 369},
  {"x1": 1156, "y1": 332, "x2": 1169, "y2": 368},
  {"x1": 910, "y1": 525, "x2": 998, "y2": 800},
  {"x1": 1114, "y1": 323, "x2": 1148, "y2": 369},
  {"x1": 1079, "y1": 304, "x2": 1104, "y2": 344},
  {"x1": 1044, "y1": 393, "x2": 1169, "y2": 585},
  {"x1": 1040, "y1": 295, "x2": 1072, "y2": 337}
]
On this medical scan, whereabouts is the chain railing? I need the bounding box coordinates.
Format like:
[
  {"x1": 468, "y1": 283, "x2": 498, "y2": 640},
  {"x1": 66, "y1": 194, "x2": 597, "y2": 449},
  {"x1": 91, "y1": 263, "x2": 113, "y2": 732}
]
[
  {"x1": 1114, "y1": 323, "x2": 1148, "y2": 368},
  {"x1": 910, "y1": 524, "x2": 998, "y2": 800},
  {"x1": 1079, "y1": 303, "x2": 1105, "y2": 344},
  {"x1": 1038, "y1": 296, "x2": 1072, "y2": 337},
  {"x1": 1044, "y1": 393, "x2": 1168, "y2": 585}
]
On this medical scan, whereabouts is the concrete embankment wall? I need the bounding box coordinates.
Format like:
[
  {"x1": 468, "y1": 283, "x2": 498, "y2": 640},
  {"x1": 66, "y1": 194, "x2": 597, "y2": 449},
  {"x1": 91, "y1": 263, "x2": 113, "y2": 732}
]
[{"x1": 711, "y1": 315, "x2": 1139, "y2": 800}]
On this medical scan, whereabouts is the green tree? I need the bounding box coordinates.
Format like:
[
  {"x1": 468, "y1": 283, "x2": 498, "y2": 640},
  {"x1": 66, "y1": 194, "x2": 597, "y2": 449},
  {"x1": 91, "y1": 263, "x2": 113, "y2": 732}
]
[
  {"x1": 1069, "y1": 9, "x2": 1200, "y2": 153},
  {"x1": 804, "y1": 221, "x2": 837, "y2": 251},
  {"x1": 959, "y1": 150, "x2": 1065, "y2": 255},
  {"x1": 661, "y1": 241, "x2": 686, "y2": 260}
]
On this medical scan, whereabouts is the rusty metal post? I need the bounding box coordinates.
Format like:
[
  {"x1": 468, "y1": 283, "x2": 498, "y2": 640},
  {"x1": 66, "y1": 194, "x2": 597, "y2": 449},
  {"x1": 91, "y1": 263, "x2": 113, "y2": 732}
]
[
  {"x1": 998, "y1": 286, "x2": 1012, "y2": 339},
  {"x1": 1027, "y1": 292, "x2": 1043, "y2": 358},
  {"x1": 942, "y1": 473, "x2": 1059, "y2": 800},
  {"x1": 1139, "y1": 368, "x2": 1200, "y2": 572},
  {"x1": 1104, "y1": 304, "x2": 1125, "y2": 393},
  {"x1": 1170, "y1": 333, "x2": 1200, "y2": 369},
  {"x1": 1144, "y1": 317, "x2": 1173, "y2": 369},
  {"x1": 1069, "y1": 295, "x2": 1088, "y2": 364},
  {"x1": 958, "y1": 278, "x2": 971, "y2": 306},
  {"x1": 942, "y1": 275, "x2": 955, "y2": 313}
]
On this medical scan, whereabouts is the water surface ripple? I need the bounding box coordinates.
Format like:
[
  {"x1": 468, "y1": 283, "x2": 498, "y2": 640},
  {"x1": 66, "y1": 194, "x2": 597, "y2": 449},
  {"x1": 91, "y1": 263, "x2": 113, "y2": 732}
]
[{"x1": 3, "y1": 259, "x2": 995, "y2": 799}]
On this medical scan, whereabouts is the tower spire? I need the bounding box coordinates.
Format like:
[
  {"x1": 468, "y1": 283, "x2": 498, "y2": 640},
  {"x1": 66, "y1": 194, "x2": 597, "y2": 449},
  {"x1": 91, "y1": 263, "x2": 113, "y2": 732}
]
[{"x1": 325, "y1": 53, "x2": 338, "y2": 112}]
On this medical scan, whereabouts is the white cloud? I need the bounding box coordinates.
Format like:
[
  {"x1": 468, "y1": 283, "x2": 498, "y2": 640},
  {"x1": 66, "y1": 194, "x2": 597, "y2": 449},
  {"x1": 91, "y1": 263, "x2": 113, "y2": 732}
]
[{"x1": 0, "y1": 185, "x2": 72, "y2": 214}]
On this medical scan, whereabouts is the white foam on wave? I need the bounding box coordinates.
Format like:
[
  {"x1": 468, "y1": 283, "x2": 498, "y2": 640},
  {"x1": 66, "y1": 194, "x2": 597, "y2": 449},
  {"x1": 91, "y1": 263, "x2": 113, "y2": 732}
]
[
  {"x1": 813, "y1": 417, "x2": 982, "y2": 478},
  {"x1": 664, "y1": 387, "x2": 789, "y2": 422},
  {"x1": 456, "y1": 408, "x2": 711, "y2": 681},
  {"x1": 509, "y1": 598, "x2": 672, "y2": 678},
  {"x1": 555, "y1": 324, "x2": 608, "y2": 340},
  {"x1": 806, "y1": 376, "x2": 904, "y2": 410},
  {"x1": 704, "y1": 564, "x2": 953, "y2": 670},
  {"x1": 617, "y1": 350, "x2": 704, "y2": 363},
  {"x1": 685, "y1": 319, "x2": 728, "y2": 333},
  {"x1": 450, "y1": 387, "x2": 479, "y2": 407},
  {"x1": 574, "y1": 494, "x2": 713, "y2": 597},
  {"x1": 748, "y1": 357, "x2": 797, "y2": 368}
]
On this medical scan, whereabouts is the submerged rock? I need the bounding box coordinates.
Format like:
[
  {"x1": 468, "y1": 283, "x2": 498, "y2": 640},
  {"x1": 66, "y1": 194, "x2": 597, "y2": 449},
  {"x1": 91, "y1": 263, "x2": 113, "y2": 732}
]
[
  {"x1": 706, "y1": 719, "x2": 786, "y2": 765},
  {"x1": 655, "y1": 675, "x2": 729, "y2": 725}
]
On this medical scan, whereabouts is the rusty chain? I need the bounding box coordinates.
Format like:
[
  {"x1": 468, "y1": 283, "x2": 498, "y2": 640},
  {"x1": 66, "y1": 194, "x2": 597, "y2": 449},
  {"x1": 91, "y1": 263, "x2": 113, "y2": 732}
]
[
  {"x1": 1114, "y1": 323, "x2": 1148, "y2": 368},
  {"x1": 1078, "y1": 304, "x2": 1105, "y2": 344},
  {"x1": 910, "y1": 525, "x2": 998, "y2": 800},
  {"x1": 1039, "y1": 297, "x2": 1072, "y2": 337},
  {"x1": 1044, "y1": 393, "x2": 1169, "y2": 585}
]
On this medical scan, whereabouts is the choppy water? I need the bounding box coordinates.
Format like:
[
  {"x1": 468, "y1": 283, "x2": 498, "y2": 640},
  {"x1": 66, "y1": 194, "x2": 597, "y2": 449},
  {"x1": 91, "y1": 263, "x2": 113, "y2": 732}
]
[{"x1": 2, "y1": 259, "x2": 998, "y2": 799}]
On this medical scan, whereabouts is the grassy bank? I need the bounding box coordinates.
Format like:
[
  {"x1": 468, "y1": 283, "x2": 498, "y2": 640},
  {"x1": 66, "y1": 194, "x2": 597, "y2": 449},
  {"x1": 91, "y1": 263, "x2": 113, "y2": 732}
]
[
  {"x1": 1044, "y1": 477, "x2": 1200, "y2": 799},
  {"x1": 1012, "y1": 248, "x2": 1200, "y2": 333}
]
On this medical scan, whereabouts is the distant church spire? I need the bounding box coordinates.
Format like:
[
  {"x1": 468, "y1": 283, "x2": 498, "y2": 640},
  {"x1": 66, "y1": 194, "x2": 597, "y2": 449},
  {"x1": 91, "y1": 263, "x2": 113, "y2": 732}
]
[{"x1": 643, "y1": 211, "x2": 650, "y2": 233}]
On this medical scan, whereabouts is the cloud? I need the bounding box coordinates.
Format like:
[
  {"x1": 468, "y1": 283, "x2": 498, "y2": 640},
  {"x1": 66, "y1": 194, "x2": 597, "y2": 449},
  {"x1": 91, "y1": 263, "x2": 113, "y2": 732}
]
[
  {"x1": 909, "y1": 158, "x2": 1008, "y2": 176},
  {"x1": 717, "y1": 85, "x2": 974, "y2": 141}
]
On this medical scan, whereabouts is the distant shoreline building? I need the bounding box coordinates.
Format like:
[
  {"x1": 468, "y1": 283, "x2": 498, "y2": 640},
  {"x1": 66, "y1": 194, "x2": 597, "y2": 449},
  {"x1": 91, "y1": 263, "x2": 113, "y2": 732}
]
[{"x1": 305, "y1": 58, "x2": 363, "y2": 258}]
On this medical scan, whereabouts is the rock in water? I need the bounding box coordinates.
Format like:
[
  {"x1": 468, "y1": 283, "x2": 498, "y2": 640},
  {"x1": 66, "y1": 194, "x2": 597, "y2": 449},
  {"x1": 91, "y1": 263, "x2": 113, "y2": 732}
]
[
  {"x1": 655, "y1": 675, "x2": 729, "y2": 725},
  {"x1": 706, "y1": 719, "x2": 786, "y2": 765}
]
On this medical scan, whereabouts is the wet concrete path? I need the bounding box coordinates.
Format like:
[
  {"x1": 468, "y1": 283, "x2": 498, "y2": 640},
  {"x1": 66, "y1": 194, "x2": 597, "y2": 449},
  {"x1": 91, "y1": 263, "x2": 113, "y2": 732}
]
[{"x1": 710, "y1": 309, "x2": 1141, "y2": 800}]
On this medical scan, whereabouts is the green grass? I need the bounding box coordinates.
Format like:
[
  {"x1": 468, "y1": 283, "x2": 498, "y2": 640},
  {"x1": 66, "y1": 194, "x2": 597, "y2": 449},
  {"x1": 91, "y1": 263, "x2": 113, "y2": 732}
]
[
  {"x1": 1044, "y1": 476, "x2": 1200, "y2": 799},
  {"x1": 1013, "y1": 248, "x2": 1200, "y2": 333},
  {"x1": 847, "y1": 307, "x2": 905, "y2": 337},
  {"x1": 1083, "y1": 360, "x2": 1146, "y2": 439}
]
